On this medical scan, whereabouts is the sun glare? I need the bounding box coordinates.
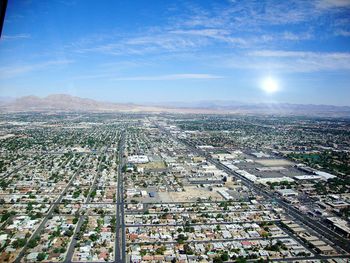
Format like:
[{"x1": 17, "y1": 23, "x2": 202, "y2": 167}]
[{"x1": 261, "y1": 77, "x2": 279, "y2": 94}]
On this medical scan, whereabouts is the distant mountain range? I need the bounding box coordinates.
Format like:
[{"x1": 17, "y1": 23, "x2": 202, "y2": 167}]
[
  {"x1": 1, "y1": 94, "x2": 349, "y2": 117},
  {"x1": 0, "y1": 94, "x2": 160, "y2": 113}
]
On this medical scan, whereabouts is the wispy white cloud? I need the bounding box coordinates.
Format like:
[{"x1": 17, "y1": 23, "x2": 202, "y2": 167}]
[
  {"x1": 110, "y1": 74, "x2": 223, "y2": 81},
  {"x1": 66, "y1": 2, "x2": 333, "y2": 58},
  {"x1": 71, "y1": 30, "x2": 210, "y2": 56},
  {"x1": 250, "y1": 50, "x2": 350, "y2": 59},
  {"x1": 56, "y1": 0, "x2": 77, "y2": 6},
  {"x1": 177, "y1": 1, "x2": 314, "y2": 29},
  {"x1": 0, "y1": 59, "x2": 73, "y2": 78},
  {"x1": 69, "y1": 27, "x2": 307, "y2": 58},
  {"x1": 170, "y1": 29, "x2": 228, "y2": 36},
  {"x1": 282, "y1": 31, "x2": 313, "y2": 41},
  {"x1": 169, "y1": 29, "x2": 247, "y2": 45},
  {"x1": 335, "y1": 29, "x2": 350, "y2": 36},
  {"x1": 315, "y1": 0, "x2": 350, "y2": 9},
  {"x1": 4, "y1": 14, "x2": 25, "y2": 24},
  {"x1": 59, "y1": 0, "x2": 348, "y2": 61},
  {"x1": 225, "y1": 50, "x2": 350, "y2": 72},
  {"x1": 174, "y1": 1, "x2": 349, "y2": 41},
  {"x1": 8, "y1": 0, "x2": 347, "y2": 81},
  {"x1": 2, "y1": 34, "x2": 31, "y2": 40}
]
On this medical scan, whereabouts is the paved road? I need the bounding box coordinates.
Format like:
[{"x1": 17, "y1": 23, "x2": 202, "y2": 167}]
[
  {"x1": 0, "y1": 158, "x2": 36, "y2": 180},
  {"x1": 125, "y1": 219, "x2": 281, "y2": 227},
  {"x1": 156, "y1": 123, "x2": 350, "y2": 255},
  {"x1": 14, "y1": 154, "x2": 89, "y2": 263},
  {"x1": 125, "y1": 208, "x2": 272, "y2": 215},
  {"x1": 254, "y1": 254, "x2": 350, "y2": 262},
  {"x1": 275, "y1": 221, "x2": 315, "y2": 256},
  {"x1": 128, "y1": 235, "x2": 293, "y2": 245},
  {"x1": 65, "y1": 131, "x2": 119, "y2": 263},
  {"x1": 115, "y1": 130, "x2": 126, "y2": 263},
  {"x1": 0, "y1": 135, "x2": 109, "y2": 181},
  {"x1": 182, "y1": 138, "x2": 350, "y2": 254}
]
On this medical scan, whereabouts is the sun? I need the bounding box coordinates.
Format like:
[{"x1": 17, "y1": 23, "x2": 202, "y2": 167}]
[{"x1": 261, "y1": 76, "x2": 279, "y2": 94}]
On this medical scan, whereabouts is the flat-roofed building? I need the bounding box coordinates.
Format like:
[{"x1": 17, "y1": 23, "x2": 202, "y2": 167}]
[
  {"x1": 277, "y1": 189, "x2": 299, "y2": 197},
  {"x1": 127, "y1": 155, "x2": 149, "y2": 164}
]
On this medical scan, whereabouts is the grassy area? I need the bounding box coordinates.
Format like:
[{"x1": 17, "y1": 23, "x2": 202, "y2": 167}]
[
  {"x1": 137, "y1": 161, "x2": 167, "y2": 170},
  {"x1": 288, "y1": 151, "x2": 350, "y2": 176},
  {"x1": 288, "y1": 151, "x2": 350, "y2": 194}
]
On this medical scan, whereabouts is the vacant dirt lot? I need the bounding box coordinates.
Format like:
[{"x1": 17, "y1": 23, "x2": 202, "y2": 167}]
[
  {"x1": 255, "y1": 159, "x2": 293, "y2": 167},
  {"x1": 167, "y1": 186, "x2": 224, "y2": 202},
  {"x1": 137, "y1": 161, "x2": 167, "y2": 170}
]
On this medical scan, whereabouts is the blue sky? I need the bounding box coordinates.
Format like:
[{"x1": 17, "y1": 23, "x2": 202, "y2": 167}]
[{"x1": 0, "y1": 0, "x2": 350, "y2": 105}]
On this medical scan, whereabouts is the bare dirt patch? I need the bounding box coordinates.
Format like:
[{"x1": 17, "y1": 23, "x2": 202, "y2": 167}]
[
  {"x1": 255, "y1": 159, "x2": 293, "y2": 167},
  {"x1": 168, "y1": 186, "x2": 224, "y2": 202},
  {"x1": 137, "y1": 161, "x2": 167, "y2": 170}
]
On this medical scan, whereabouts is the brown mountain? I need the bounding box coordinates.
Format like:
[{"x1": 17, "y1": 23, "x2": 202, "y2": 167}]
[
  {"x1": 0, "y1": 94, "x2": 238, "y2": 114},
  {"x1": 0, "y1": 94, "x2": 146, "y2": 112},
  {"x1": 1, "y1": 94, "x2": 349, "y2": 117}
]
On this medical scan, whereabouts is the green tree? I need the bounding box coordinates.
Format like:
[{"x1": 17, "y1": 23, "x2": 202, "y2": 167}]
[
  {"x1": 221, "y1": 252, "x2": 229, "y2": 261},
  {"x1": 37, "y1": 253, "x2": 46, "y2": 261},
  {"x1": 213, "y1": 256, "x2": 223, "y2": 263}
]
